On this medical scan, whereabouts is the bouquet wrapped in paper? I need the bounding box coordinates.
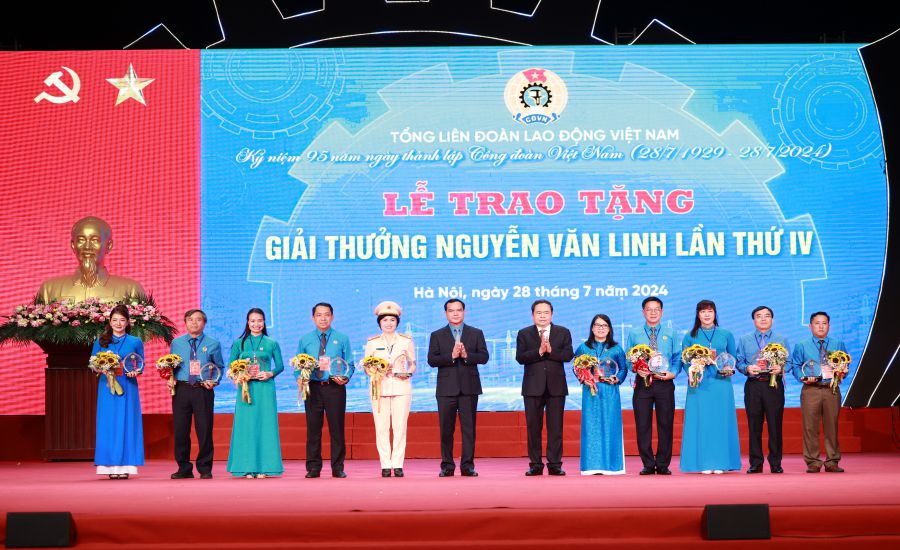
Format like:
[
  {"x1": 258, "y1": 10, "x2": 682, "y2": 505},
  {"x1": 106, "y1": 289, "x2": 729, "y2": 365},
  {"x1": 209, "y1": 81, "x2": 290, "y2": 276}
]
[
  {"x1": 826, "y1": 350, "x2": 851, "y2": 395},
  {"x1": 572, "y1": 354, "x2": 599, "y2": 396},
  {"x1": 228, "y1": 359, "x2": 252, "y2": 404},
  {"x1": 361, "y1": 356, "x2": 390, "y2": 411},
  {"x1": 89, "y1": 351, "x2": 123, "y2": 395},
  {"x1": 682, "y1": 344, "x2": 714, "y2": 388},
  {"x1": 759, "y1": 343, "x2": 788, "y2": 388},
  {"x1": 290, "y1": 353, "x2": 318, "y2": 403},
  {"x1": 627, "y1": 344, "x2": 653, "y2": 387},
  {"x1": 155, "y1": 354, "x2": 182, "y2": 396}
]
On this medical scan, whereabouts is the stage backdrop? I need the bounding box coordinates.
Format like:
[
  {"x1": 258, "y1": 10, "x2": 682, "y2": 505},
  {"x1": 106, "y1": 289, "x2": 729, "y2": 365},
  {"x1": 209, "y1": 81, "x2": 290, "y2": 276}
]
[
  {"x1": 0, "y1": 45, "x2": 886, "y2": 414},
  {"x1": 0, "y1": 50, "x2": 199, "y2": 415}
]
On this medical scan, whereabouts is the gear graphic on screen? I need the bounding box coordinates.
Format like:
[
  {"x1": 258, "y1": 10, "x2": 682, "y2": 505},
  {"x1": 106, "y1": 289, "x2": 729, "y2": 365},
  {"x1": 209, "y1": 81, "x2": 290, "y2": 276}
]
[
  {"x1": 772, "y1": 52, "x2": 882, "y2": 170},
  {"x1": 200, "y1": 49, "x2": 346, "y2": 139}
]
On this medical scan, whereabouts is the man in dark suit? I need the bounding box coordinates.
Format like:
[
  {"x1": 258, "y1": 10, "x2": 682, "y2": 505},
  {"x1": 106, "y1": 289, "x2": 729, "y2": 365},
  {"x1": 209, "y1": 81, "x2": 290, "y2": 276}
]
[
  {"x1": 427, "y1": 299, "x2": 490, "y2": 477},
  {"x1": 516, "y1": 299, "x2": 574, "y2": 476}
]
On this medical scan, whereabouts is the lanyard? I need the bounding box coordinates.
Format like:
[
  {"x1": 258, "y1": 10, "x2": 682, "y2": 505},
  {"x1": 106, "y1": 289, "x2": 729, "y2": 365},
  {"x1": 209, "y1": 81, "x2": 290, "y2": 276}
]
[
  {"x1": 644, "y1": 326, "x2": 657, "y2": 341},
  {"x1": 382, "y1": 335, "x2": 396, "y2": 357},
  {"x1": 190, "y1": 334, "x2": 204, "y2": 360},
  {"x1": 245, "y1": 335, "x2": 263, "y2": 359},
  {"x1": 700, "y1": 327, "x2": 717, "y2": 347}
]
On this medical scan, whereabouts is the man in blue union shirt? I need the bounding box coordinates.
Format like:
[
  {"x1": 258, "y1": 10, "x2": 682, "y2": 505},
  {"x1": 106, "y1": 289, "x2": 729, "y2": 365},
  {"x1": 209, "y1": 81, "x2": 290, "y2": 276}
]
[
  {"x1": 789, "y1": 311, "x2": 848, "y2": 473},
  {"x1": 625, "y1": 296, "x2": 682, "y2": 476},
  {"x1": 169, "y1": 309, "x2": 224, "y2": 480},
  {"x1": 296, "y1": 303, "x2": 355, "y2": 478},
  {"x1": 735, "y1": 306, "x2": 790, "y2": 474}
]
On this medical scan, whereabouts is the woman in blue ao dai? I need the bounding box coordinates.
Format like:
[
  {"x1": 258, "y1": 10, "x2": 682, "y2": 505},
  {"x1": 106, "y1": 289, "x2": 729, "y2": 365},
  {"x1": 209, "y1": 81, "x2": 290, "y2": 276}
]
[
  {"x1": 93, "y1": 304, "x2": 144, "y2": 479},
  {"x1": 574, "y1": 314, "x2": 628, "y2": 475},
  {"x1": 680, "y1": 300, "x2": 741, "y2": 474}
]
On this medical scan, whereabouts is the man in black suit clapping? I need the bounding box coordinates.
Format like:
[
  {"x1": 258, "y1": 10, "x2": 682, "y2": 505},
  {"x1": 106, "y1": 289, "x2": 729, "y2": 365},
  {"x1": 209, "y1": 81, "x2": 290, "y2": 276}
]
[
  {"x1": 516, "y1": 299, "x2": 574, "y2": 476},
  {"x1": 427, "y1": 299, "x2": 490, "y2": 477}
]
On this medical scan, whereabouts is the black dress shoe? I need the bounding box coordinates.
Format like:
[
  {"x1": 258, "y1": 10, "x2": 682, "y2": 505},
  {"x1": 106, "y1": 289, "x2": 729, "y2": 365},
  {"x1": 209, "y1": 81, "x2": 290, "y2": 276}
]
[
  {"x1": 747, "y1": 466, "x2": 763, "y2": 474},
  {"x1": 770, "y1": 466, "x2": 784, "y2": 474},
  {"x1": 200, "y1": 472, "x2": 213, "y2": 479},
  {"x1": 548, "y1": 467, "x2": 566, "y2": 476},
  {"x1": 393, "y1": 468, "x2": 404, "y2": 477},
  {"x1": 824, "y1": 465, "x2": 844, "y2": 473},
  {"x1": 461, "y1": 469, "x2": 478, "y2": 477},
  {"x1": 439, "y1": 469, "x2": 454, "y2": 477},
  {"x1": 305, "y1": 471, "x2": 321, "y2": 478},
  {"x1": 806, "y1": 466, "x2": 821, "y2": 473},
  {"x1": 332, "y1": 470, "x2": 347, "y2": 478},
  {"x1": 381, "y1": 469, "x2": 392, "y2": 477},
  {"x1": 170, "y1": 471, "x2": 194, "y2": 479},
  {"x1": 525, "y1": 467, "x2": 543, "y2": 476},
  {"x1": 639, "y1": 467, "x2": 656, "y2": 475},
  {"x1": 656, "y1": 467, "x2": 672, "y2": 475}
]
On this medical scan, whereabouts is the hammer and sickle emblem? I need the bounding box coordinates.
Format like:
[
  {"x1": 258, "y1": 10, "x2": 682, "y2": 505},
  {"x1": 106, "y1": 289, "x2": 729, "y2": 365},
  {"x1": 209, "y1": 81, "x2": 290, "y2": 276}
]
[{"x1": 34, "y1": 66, "x2": 81, "y2": 104}]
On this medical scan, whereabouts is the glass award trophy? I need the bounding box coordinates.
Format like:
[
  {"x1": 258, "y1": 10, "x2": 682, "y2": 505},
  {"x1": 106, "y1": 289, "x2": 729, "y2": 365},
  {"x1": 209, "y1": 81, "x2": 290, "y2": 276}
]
[
  {"x1": 597, "y1": 358, "x2": 619, "y2": 383},
  {"x1": 199, "y1": 362, "x2": 222, "y2": 384},
  {"x1": 392, "y1": 353, "x2": 414, "y2": 379},
  {"x1": 749, "y1": 351, "x2": 770, "y2": 378},
  {"x1": 329, "y1": 357, "x2": 350, "y2": 381},
  {"x1": 715, "y1": 352, "x2": 737, "y2": 377},
  {"x1": 648, "y1": 352, "x2": 670, "y2": 378},
  {"x1": 122, "y1": 352, "x2": 144, "y2": 375},
  {"x1": 801, "y1": 359, "x2": 822, "y2": 382}
]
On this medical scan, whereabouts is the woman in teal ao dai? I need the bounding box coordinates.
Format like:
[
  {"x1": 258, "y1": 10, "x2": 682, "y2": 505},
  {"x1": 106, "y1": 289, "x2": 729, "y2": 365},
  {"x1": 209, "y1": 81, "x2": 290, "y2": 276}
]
[
  {"x1": 574, "y1": 314, "x2": 628, "y2": 475},
  {"x1": 680, "y1": 299, "x2": 741, "y2": 473},
  {"x1": 227, "y1": 308, "x2": 285, "y2": 478}
]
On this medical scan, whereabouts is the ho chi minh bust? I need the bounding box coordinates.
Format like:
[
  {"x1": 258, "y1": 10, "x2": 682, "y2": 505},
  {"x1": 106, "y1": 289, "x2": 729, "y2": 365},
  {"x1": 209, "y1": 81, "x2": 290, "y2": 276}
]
[{"x1": 37, "y1": 216, "x2": 146, "y2": 304}]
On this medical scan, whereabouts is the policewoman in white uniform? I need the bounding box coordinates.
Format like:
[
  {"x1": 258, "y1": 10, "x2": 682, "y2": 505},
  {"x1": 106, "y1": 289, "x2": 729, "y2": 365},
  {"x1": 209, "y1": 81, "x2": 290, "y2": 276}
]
[{"x1": 364, "y1": 301, "x2": 416, "y2": 477}]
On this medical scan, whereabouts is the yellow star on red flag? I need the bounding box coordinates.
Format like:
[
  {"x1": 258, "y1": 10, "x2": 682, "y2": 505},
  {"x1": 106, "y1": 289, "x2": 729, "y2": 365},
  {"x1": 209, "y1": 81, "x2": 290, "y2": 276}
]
[{"x1": 106, "y1": 64, "x2": 154, "y2": 106}]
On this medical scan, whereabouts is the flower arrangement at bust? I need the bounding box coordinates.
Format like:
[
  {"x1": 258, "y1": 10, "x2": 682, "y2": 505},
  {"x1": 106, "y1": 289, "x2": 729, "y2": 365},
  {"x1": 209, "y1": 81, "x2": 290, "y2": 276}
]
[{"x1": 0, "y1": 297, "x2": 175, "y2": 346}]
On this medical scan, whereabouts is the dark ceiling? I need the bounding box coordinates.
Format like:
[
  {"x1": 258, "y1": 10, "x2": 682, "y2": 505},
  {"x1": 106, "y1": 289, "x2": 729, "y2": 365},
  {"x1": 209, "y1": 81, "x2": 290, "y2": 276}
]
[{"x1": 1, "y1": 0, "x2": 897, "y2": 50}]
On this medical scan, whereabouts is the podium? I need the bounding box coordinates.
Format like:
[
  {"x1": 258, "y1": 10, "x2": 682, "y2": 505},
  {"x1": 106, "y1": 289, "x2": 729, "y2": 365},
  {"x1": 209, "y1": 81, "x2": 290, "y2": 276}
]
[{"x1": 39, "y1": 343, "x2": 96, "y2": 460}]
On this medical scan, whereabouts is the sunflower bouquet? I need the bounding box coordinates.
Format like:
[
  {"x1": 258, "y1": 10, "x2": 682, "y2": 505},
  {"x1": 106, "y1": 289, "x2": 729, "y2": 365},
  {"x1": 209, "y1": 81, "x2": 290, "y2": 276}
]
[
  {"x1": 826, "y1": 350, "x2": 851, "y2": 395},
  {"x1": 290, "y1": 353, "x2": 318, "y2": 403},
  {"x1": 760, "y1": 343, "x2": 788, "y2": 388},
  {"x1": 361, "y1": 356, "x2": 390, "y2": 411},
  {"x1": 228, "y1": 359, "x2": 252, "y2": 404},
  {"x1": 572, "y1": 354, "x2": 599, "y2": 396},
  {"x1": 627, "y1": 344, "x2": 653, "y2": 387},
  {"x1": 155, "y1": 354, "x2": 182, "y2": 396},
  {"x1": 89, "y1": 351, "x2": 123, "y2": 396},
  {"x1": 682, "y1": 344, "x2": 714, "y2": 388}
]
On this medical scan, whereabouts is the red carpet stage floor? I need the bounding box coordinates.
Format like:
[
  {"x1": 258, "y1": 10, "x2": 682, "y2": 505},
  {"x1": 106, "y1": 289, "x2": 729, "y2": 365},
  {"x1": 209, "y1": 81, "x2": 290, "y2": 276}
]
[{"x1": 3, "y1": 455, "x2": 900, "y2": 548}]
